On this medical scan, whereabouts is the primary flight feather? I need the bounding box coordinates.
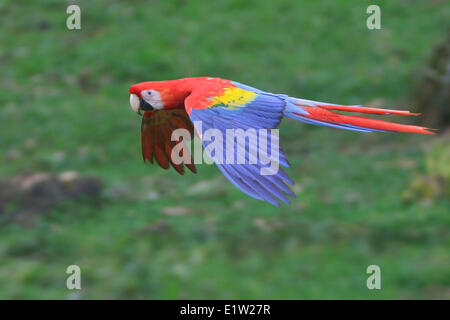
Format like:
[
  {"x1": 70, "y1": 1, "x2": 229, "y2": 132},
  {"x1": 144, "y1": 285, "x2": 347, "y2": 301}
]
[{"x1": 129, "y1": 77, "x2": 434, "y2": 206}]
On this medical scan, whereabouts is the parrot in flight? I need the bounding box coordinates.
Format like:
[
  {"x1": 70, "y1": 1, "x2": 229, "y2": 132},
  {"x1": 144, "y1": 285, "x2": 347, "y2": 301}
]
[{"x1": 129, "y1": 77, "x2": 434, "y2": 206}]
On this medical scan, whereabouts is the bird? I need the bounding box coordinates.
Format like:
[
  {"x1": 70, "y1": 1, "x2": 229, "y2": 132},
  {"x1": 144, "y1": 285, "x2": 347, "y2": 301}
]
[{"x1": 129, "y1": 77, "x2": 435, "y2": 206}]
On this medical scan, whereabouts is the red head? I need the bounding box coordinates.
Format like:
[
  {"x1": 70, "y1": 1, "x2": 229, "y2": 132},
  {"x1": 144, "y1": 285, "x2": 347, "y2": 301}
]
[{"x1": 129, "y1": 79, "x2": 192, "y2": 115}]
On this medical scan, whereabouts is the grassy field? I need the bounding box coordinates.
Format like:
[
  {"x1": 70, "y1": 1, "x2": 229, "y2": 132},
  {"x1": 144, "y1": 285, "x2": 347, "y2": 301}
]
[{"x1": 0, "y1": 0, "x2": 449, "y2": 299}]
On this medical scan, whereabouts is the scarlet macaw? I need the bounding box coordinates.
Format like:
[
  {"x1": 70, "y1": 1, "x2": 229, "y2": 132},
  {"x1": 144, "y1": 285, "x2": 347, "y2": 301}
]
[{"x1": 129, "y1": 77, "x2": 434, "y2": 206}]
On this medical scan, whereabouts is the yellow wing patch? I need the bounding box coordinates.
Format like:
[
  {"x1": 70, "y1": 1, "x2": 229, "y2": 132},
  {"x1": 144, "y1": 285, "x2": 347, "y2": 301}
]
[{"x1": 207, "y1": 87, "x2": 257, "y2": 110}]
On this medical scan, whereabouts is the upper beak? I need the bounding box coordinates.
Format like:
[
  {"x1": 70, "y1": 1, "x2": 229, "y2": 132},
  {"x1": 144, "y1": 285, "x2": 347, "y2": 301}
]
[
  {"x1": 130, "y1": 94, "x2": 154, "y2": 116},
  {"x1": 130, "y1": 94, "x2": 140, "y2": 114}
]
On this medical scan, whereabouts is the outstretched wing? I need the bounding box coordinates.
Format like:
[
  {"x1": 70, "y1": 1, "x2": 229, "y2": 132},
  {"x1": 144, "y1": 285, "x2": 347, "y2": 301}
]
[
  {"x1": 141, "y1": 109, "x2": 197, "y2": 175},
  {"x1": 184, "y1": 81, "x2": 294, "y2": 206}
]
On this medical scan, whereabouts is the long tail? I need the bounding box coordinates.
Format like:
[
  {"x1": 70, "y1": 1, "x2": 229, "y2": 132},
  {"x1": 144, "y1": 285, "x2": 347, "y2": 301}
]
[{"x1": 283, "y1": 97, "x2": 436, "y2": 135}]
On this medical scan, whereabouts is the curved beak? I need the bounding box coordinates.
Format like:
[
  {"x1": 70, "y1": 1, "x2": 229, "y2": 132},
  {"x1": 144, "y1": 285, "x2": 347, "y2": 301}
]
[{"x1": 130, "y1": 94, "x2": 154, "y2": 116}]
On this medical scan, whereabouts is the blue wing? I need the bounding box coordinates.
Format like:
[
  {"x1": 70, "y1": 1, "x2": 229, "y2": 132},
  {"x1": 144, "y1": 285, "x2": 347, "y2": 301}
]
[{"x1": 185, "y1": 82, "x2": 295, "y2": 205}]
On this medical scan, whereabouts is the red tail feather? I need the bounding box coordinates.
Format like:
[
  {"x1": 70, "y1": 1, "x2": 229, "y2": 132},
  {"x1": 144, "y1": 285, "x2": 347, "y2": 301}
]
[
  {"x1": 294, "y1": 105, "x2": 435, "y2": 135},
  {"x1": 317, "y1": 104, "x2": 421, "y2": 116}
]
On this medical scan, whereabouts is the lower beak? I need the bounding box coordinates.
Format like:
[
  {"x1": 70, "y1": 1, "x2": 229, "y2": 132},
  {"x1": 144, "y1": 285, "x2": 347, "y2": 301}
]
[{"x1": 139, "y1": 98, "x2": 154, "y2": 113}]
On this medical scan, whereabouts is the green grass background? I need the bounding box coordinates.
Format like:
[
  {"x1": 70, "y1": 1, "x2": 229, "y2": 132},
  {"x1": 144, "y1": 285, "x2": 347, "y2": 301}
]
[{"x1": 0, "y1": 0, "x2": 449, "y2": 299}]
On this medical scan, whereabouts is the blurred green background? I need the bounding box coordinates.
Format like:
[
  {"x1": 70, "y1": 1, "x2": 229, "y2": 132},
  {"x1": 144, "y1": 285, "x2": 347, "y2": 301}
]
[{"x1": 0, "y1": 0, "x2": 449, "y2": 299}]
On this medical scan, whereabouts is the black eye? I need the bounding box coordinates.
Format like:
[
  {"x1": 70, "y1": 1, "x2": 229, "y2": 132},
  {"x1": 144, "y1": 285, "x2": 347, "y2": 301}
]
[{"x1": 147, "y1": 91, "x2": 152, "y2": 95}]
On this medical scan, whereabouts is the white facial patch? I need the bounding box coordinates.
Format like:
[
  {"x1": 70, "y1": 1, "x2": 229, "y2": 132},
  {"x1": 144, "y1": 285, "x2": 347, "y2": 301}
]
[
  {"x1": 142, "y1": 90, "x2": 164, "y2": 110},
  {"x1": 130, "y1": 94, "x2": 140, "y2": 113}
]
